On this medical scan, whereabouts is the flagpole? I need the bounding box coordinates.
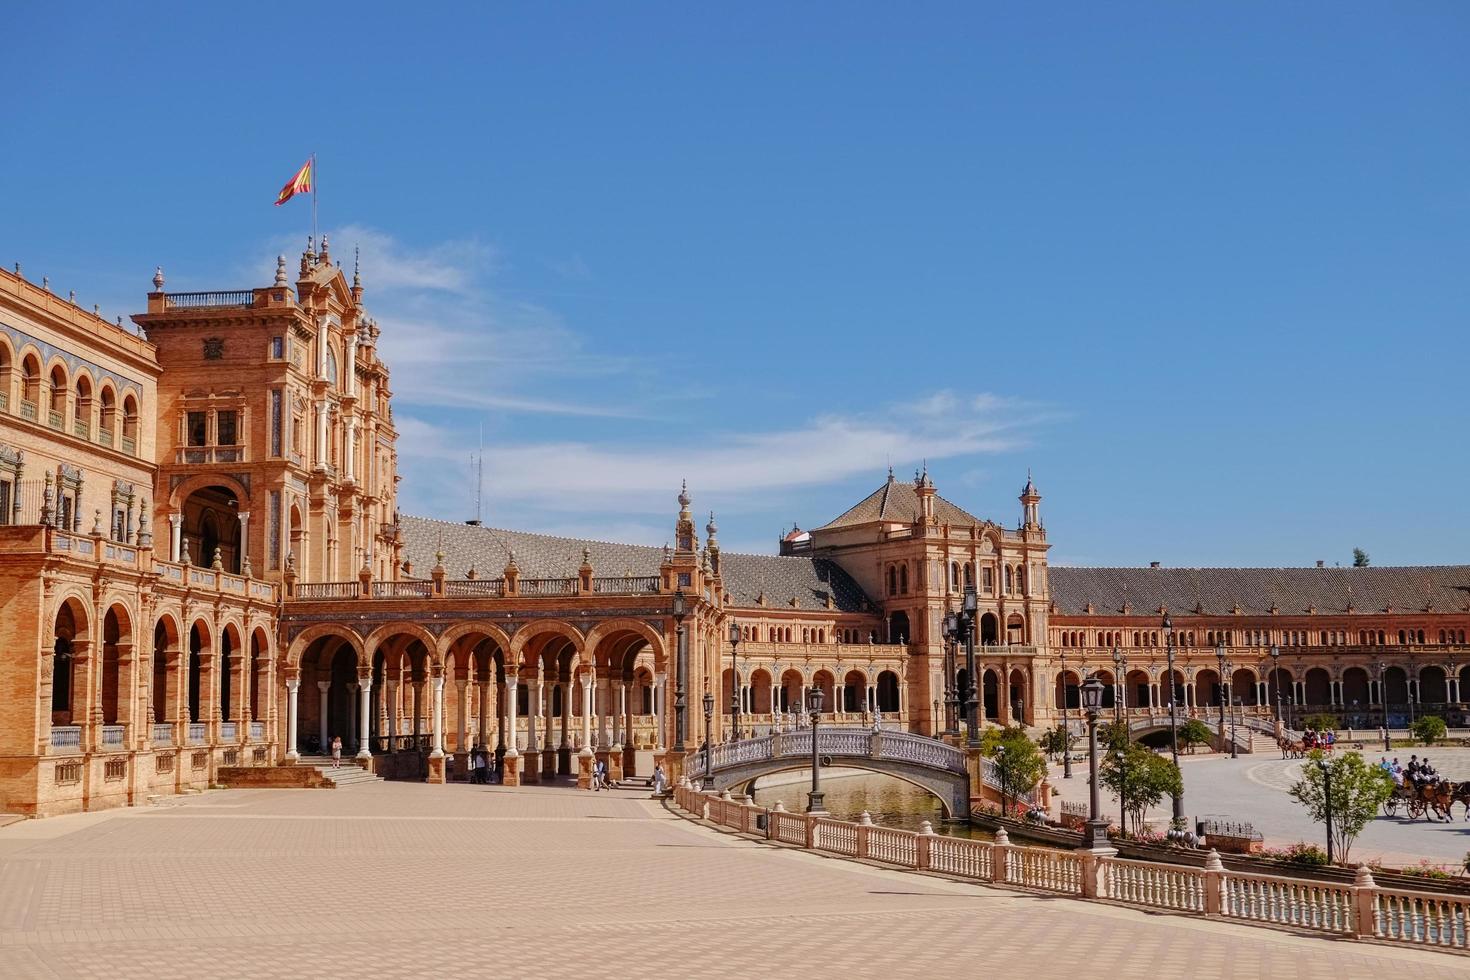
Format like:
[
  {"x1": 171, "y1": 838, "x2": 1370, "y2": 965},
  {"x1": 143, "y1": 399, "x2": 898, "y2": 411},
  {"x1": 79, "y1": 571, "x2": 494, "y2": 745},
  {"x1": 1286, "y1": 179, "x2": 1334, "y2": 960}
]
[{"x1": 312, "y1": 152, "x2": 318, "y2": 249}]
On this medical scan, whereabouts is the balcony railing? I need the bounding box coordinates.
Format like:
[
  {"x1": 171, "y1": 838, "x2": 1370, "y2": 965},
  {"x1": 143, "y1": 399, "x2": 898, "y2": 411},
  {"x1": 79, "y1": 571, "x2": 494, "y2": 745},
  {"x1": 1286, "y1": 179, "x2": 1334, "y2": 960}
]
[
  {"x1": 187, "y1": 723, "x2": 206, "y2": 745},
  {"x1": 73, "y1": 419, "x2": 89, "y2": 439},
  {"x1": 98, "y1": 428, "x2": 113, "y2": 447},
  {"x1": 176, "y1": 446, "x2": 244, "y2": 465},
  {"x1": 50, "y1": 725, "x2": 81, "y2": 751},
  {"x1": 121, "y1": 435, "x2": 136, "y2": 455},
  {"x1": 592, "y1": 575, "x2": 661, "y2": 594},
  {"x1": 444, "y1": 578, "x2": 505, "y2": 598},
  {"x1": 19, "y1": 400, "x2": 36, "y2": 420},
  {"x1": 520, "y1": 577, "x2": 577, "y2": 596},
  {"x1": 101, "y1": 724, "x2": 125, "y2": 748},
  {"x1": 219, "y1": 722, "x2": 237, "y2": 741},
  {"x1": 152, "y1": 723, "x2": 174, "y2": 745},
  {"x1": 250, "y1": 721, "x2": 265, "y2": 741},
  {"x1": 47, "y1": 409, "x2": 63, "y2": 429},
  {"x1": 372, "y1": 580, "x2": 432, "y2": 599},
  {"x1": 162, "y1": 290, "x2": 255, "y2": 309},
  {"x1": 296, "y1": 581, "x2": 360, "y2": 600}
]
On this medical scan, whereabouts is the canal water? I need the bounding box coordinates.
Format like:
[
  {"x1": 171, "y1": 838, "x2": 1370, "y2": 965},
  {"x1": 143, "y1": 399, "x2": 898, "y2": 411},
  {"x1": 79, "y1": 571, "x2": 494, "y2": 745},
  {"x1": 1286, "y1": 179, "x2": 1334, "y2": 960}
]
[{"x1": 748, "y1": 770, "x2": 985, "y2": 839}]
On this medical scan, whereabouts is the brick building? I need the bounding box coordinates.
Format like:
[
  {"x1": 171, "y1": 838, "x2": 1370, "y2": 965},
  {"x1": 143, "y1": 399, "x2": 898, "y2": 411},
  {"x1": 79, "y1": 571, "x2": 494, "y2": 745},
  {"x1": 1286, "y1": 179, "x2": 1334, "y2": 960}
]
[{"x1": 2, "y1": 245, "x2": 1467, "y2": 816}]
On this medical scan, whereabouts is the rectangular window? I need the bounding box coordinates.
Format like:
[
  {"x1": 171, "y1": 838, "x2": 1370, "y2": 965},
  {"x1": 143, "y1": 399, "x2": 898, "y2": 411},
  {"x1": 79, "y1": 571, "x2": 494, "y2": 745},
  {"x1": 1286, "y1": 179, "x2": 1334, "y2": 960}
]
[
  {"x1": 216, "y1": 410, "x2": 238, "y2": 447},
  {"x1": 0, "y1": 480, "x2": 10, "y2": 525},
  {"x1": 59, "y1": 494, "x2": 74, "y2": 530},
  {"x1": 270, "y1": 336, "x2": 284, "y2": 359},
  {"x1": 187, "y1": 411, "x2": 207, "y2": 447},
  {"x1": 270, "y1": 390, "x2": 283, "y2": 457},
  {"x1": 982, "y1": 566, "x2": 993, "y2": 593}
]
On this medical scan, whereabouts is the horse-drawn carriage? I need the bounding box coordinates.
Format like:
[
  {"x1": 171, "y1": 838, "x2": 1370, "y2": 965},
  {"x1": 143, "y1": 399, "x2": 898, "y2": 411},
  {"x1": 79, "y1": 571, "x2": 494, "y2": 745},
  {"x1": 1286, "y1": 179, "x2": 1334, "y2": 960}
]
[{"x1": 1383, "y1": 779, "x2": 1469, "y2": 821}]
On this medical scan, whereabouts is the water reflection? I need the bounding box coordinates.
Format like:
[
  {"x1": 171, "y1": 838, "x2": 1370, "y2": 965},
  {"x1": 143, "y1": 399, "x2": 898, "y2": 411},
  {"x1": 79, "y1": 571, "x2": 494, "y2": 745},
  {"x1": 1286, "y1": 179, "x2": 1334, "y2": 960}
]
[{"x1": 749, "y1": 770, "x2": 984, "y2": 839}]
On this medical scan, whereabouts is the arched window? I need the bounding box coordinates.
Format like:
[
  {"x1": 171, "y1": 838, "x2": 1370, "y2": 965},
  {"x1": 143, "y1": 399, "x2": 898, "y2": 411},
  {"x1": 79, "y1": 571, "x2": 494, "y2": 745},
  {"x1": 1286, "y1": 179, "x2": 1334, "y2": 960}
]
[
  {"x1": 899, "y1": 564, "x2": 908, "y2": 595},
  {"x1": 1016, "y1": 565, "x2": 1026, "y2": 594},
  {"x1": 73, "y1": 374, "x2": 92, "y2": 438},
  {"x1": 1004, "y1": 566, "x2": 1013, "y2": 594},
  {"x1": 950, "y1": 562, "x2": 960, "y2": 590},
  {"x1": 887, "y1": 566, "x2": 897, "y2": 596},
  {"x1": 121, "y1": 394, "x2": 139, "y2": 453},
  {"x1": 47, "y1": 363, "x2": 67, "y2": 425}
]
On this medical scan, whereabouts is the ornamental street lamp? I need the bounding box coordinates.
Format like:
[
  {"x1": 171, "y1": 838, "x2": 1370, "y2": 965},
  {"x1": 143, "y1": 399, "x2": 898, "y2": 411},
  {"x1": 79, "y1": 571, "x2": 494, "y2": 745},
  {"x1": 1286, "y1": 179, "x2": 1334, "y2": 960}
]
[
  {"x1": 961, "y1": 585, "x2": 980, "y2": 746},
  {"x1": 1270, "y1": 644, "x2": 1283, "y2": 728},
  {"x1": 996, "y1": 744, "x2": 1009, "y2": 817},
  {"x1": 806, "y1": 685, "x2": 825, "y2": 813},
  {"x1": 1059, "y1": 646, "x2": 1073, "y2": 779},
  {"x1": 1407, "y1": 662, "x2": 1418, "y2": 726},
  {"x1": 1222, "y1": 661, "x2": 1237, "y2": 759},
  {"x1": 942, "y1": 611, "x2": 960, "y2": 736},
  {"x1": 1112, "y1": 647, "x2": 1126, "y2": 725},
  {"x1": 1163, "y1": 614, "x2": 1184, "y2": 826},
  {"x1": 728, "y1": 620, "x2": 743, "y2": 741},
  {"x1": 701, "y1": 688, "x2": 714, "y2": 789},
  {"x1": 672, "y1": 590, "x2": 688, "y2": 753},
  {"x1": 1080, "y1": 674, "x2": 1109, "y2": 850},
  {"x1": 1215, "y1": 641, "x2": 1228, "y2": 753}
]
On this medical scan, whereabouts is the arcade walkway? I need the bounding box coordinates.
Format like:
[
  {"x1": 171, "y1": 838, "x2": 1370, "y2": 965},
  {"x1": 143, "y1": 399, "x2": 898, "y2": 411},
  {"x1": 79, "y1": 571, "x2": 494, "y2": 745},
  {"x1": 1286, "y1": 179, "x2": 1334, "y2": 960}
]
[{"x1": 0, "y1": 782, "x2": 1461, "y2": 978}]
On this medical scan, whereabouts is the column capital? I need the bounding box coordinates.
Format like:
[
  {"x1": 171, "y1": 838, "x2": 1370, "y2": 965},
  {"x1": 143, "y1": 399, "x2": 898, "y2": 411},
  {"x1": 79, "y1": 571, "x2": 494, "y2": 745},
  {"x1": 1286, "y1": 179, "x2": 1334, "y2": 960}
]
[{"x1": 317, "y1": 680, "x2": 331, "y2": 692}]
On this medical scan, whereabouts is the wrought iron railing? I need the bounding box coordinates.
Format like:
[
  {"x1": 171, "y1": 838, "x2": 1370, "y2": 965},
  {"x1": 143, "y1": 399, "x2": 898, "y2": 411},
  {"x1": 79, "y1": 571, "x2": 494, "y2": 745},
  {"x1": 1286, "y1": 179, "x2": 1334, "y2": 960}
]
[{"x1": 163, "y1": 290, "x2": 255, "y2": 309}]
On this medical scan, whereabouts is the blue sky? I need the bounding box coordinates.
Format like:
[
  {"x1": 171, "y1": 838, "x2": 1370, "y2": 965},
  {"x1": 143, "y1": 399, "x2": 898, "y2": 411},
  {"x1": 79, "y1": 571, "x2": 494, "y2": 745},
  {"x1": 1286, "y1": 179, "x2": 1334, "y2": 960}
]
[{"x1": 4, "y1": 3, "x2": 1467, "y2": 566}]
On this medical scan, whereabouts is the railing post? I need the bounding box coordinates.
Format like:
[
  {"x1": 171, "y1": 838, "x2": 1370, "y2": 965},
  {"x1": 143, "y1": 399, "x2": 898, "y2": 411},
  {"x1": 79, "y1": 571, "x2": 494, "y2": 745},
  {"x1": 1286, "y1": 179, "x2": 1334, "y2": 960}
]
[
  {"x1": 1352, "y1": 864, "x2": 1378, "y2": 939},
  {"x1": 856, "y1": 810, "x2": 872, "y2": 859},
  {"x1": 804, "y1": 813, "x2": 817, "y2": 850},
  {"x1": 358, "y1": 563, "x2": 372, "y2": 598},
  {"x1": 1203, "y1": 848, "x2": 1224, "y2": 916},
  {"x1": 916, "y1": 820, "x2": 934, "y2": 870},
  {"x1": 768, "y1": 800, "x2": 783, "y2": 840},
  {"x1": 991, "y1": 828, "x2": 1011, "y2": 884},
  {"x1": 1078, "y1": 849, "x2": 1099, "y2": 899}
]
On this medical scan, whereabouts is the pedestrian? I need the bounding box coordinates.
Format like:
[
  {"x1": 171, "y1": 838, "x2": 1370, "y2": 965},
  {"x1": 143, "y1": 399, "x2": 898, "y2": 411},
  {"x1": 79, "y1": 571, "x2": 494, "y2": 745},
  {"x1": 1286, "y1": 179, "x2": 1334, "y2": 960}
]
[
  {"x1": 467, "y1": 748, "x2": 479, "y2": 784},
  {"x1": 652, "y1": 762, "x2": 667, "y2": 795},
  {"x1": 330, "y1": 735, "x2": 342, "y2": 769}
]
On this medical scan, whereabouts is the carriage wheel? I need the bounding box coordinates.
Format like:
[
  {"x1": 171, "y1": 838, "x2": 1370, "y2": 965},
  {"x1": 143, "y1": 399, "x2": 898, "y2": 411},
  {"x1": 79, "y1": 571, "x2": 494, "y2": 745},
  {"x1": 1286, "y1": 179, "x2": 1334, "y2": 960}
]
[
  {"x1": 1385, "y1": 797, "x2": 1400, "y2": 816},
  {"x1": 1409, "y1": 799, "x2": 1427, "y2": 820}
]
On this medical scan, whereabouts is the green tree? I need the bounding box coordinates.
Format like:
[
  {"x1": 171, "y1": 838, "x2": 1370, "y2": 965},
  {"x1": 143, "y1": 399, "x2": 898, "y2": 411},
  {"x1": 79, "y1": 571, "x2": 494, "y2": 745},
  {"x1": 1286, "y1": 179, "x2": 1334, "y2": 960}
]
[
  {"x1": 1411, "y1": 715, "x2": 1447, "y2": 746},
  {"x1": 1178, "y1": 718, "x2": 1213, "y2": 754},
  {"x1": 1352, "y1": 548, "x2": 1370, "y2": 568},
  {"x1": 1098, "y1": 720, "x2": 1130, "y2": 752},
  {"x1": 1039, "y1": 725, "x2": 1077, "y2": 762},
  {"x1": 986, "y1": 727, "x2": 1047, "y2": 815},
  {"x1": 1100, "y1": 743, "x2": 1183, "y2": 834},
  {"x1": 1288, "y1": 750, "x2": 1394, "y2": 862},
  {"x1": 1301, "y1": 713, "x2": 1339, "y2": 733}
]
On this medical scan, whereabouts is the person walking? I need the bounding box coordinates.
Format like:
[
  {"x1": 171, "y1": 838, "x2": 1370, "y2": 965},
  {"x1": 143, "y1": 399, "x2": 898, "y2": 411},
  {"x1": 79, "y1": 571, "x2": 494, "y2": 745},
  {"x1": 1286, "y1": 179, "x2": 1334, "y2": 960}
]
[
  {"x1": 330, "y1": 735, "x2": 342, "y2": 770},
  {"x1": 652, "y1": 762, "x2": 667, "y2": 795}
]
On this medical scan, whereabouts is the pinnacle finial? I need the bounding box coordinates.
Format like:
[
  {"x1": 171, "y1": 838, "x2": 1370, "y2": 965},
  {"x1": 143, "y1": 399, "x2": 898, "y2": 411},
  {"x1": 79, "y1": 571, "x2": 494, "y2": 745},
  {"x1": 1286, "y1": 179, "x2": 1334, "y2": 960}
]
[
  {"x1": 319, "y1": 234, "x2": 330, "y2": 262},
  {"x1": 152, "y1": 266, "x2": 164, "y2": 291},
  {"x1": 706, "y1": 510, "x2": 718, "y2": 540},
  {"x1": 677, "y1": 479, "x2": 691, "y2": 509},
  {"x1": 275, "y1": 255, "x2": 288, "y2": 286},
  {"x1": 353, "y1": 245, "x2": 361, "y2": 288}
]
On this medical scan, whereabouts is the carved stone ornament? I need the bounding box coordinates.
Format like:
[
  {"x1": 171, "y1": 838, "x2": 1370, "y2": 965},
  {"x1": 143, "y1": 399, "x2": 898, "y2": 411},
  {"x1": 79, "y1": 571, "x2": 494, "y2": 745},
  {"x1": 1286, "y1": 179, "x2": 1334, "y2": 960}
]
[{"x1": 203, "y1": 337, "x2": 225, "y2": 360}]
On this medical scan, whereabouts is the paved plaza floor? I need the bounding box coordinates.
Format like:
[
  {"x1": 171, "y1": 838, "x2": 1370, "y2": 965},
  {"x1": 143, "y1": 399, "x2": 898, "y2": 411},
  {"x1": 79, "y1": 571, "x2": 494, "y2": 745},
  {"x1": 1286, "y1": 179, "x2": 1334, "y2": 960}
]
[
  {"x1": 1049, "y1": 747, "x2": 1470, "y2": 867},
  {"x1": 1, "y1": 780, "x2": 1467, "y2": 979}
]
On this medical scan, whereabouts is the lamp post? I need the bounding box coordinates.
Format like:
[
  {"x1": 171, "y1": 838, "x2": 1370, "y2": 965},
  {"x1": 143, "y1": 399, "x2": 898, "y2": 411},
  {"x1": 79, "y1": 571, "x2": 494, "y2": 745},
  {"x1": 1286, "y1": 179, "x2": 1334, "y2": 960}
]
[
  {"x1": 1080, "y1": 674, "x2": 1109, "y2": 850},
  {"x1": 996, "y1": 744, "x2": 1009, "y2": 817},
  {"x1": 701, "y1": 689, "x2": 714, "y2": 789},
  {"x1": 1230, "y1": 695, "x2": 1240, "y2": 760},
  {"x1": 1162, "y1": 614, "x2": 1184, "y2": 826},
  {"x1": 1320, "y1": 758, "x2": 1335, "y2": 864},
  {"x1": 728, "y1": 621, "x2": 743, "y2": 741},
  {"x1": 672, "y1": 590, "x2": 687, "y2": 753},
  {"x1": 942, "y1": 611, "x2": 960, "y2": 736},
  {"x1": 1270, "y1": 644, "x2": 1282, "y2": 728},
  {"x1": 1059, "y1": 646, "x2": 1073, "y2": 778},
  {"x1": 1112, "y1": 647, "x2": 1126, "y2": 725},
  {"x1": 1215, "y1": 641, "x2": 1228, "y2": 754},
  {"x1": 961, "y1": 585, "x2": 980, "y2": 747},
  {"x1": 1222, "y1": 661, "x2": 1238, "y2": 759},
  {"x1": 806, "y1": 685, "x2": 825, "y2": 813},
  {"x1": 1113, "y1": 747, "x2": 1128, "y2": 835},
  {"x1": 1407, "y1": 662, "x2": 1418, "y2": 726}
]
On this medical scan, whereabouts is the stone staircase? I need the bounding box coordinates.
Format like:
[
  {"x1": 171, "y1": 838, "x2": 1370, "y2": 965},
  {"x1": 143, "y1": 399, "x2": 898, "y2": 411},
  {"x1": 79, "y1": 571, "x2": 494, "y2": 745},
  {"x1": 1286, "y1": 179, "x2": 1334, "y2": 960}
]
[{"x1": 297, "y1": 756, "x2": 384, "y2": 787}]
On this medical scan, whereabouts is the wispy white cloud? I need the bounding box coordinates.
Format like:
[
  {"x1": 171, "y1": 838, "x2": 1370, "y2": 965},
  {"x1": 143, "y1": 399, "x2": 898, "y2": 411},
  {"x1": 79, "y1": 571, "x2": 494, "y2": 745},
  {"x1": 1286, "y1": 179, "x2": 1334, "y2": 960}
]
[{"x1": 393, "y1": 389, "x2": 1044, "y2": 520}]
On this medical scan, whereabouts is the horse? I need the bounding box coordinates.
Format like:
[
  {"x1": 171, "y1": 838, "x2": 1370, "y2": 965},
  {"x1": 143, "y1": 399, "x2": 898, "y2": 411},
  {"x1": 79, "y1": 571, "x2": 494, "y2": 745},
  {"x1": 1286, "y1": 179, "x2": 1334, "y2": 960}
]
[
  {"x1": 1278, "y1": 737, "x2": 1305, "y2": 759},
  {"x1": 1450, "y1": 781, "x2": 1470, "y2": 821},
  {"x1": 1419, "y1": 780, "x2": 1456, "y2": 822}
]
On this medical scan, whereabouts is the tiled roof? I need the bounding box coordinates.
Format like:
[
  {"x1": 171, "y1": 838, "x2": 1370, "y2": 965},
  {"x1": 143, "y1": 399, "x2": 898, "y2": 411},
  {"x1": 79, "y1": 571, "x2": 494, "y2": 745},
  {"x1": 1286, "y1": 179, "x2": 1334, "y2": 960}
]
[
  {"x1": 399, "y1": 515, "x2": 872, "y2": 613},
  {"x1": 817, "y1": 474, "x2": 982, "y2": 530},
  {"x1": 1049, "y1": 566, "x2": 1470, "y2": 617}
]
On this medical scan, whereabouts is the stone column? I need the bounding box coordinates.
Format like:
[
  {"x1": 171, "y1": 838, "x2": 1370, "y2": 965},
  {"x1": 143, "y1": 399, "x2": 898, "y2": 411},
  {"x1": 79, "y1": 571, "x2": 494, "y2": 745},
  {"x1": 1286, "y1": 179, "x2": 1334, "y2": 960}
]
[
  {"x1": 527, "y1": 669, "x2": 542, "y2": 754},
  {"x1": 385, "y1": 679, "x2": 398, "y2": 745},
  {"x1": 596, "y1": 676, "x2": 610, "y2": 748},
  {"x1": 285, "y1": 677, "x2": 300, "y2": 762},
  {"x1": 654, "y1": 677, "x2": 666, "y2": 750},
  {"x1": 430, "y1": 675, "x2": 445, "y2": 758},
  {"x1": 236, "y1": 511, "x2": 250, "y2": 569},
  {"x1": 357, "y1": 677, "x2": 372, "y2": 760},
  {"x1": 412, "y1": 680, "x2": 423, "y2": 739},
  {"x1": 315, "y1": 400, "x2": 328, "y2": 470},
  {"x1": 504, "y1": 672, "x2": 520, "y2": 758},
  {"x1": 477, "y1": 676, "x2": 491, "y2": 748},
  {"x1": 580, "y1": 672, "x2": 594, "y2": 755},
  {"x1": 612, "y1": 679, "x2": 625, "y2": 750},
  {"x1": 317, "y1": 681, "x2": 330, "y2": 749},
  {"x1": 169, "y1": 514, "x2": 182, "y2": 562},
  {"x1": 559, "y1": 682, "x2": 571, "y2": 748},
  {"x1": 343, "y1": 417, "x2": 357, "y2": 483},
  {"x1": 456, "y1": 679, "x2": 469, "y2": 754}
]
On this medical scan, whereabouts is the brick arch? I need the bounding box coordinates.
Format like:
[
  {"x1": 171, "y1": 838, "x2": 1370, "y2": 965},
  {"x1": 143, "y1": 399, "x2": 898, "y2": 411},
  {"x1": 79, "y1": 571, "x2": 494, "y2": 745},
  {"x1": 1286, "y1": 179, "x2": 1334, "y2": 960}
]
[
  {"x1": 438, "y1": 621, "x2": 513, "y2": 656},
  {"x1": 286, "y1": 623, "x2": 365, "y2": 668},
  {"x1": 167, "y1": 472, "x2": 251, "y2": 513},
  {"x1": 508, "y1": 620, "x2": 585, "y2": 663},
  {"x1": 363, "y1": 622, "x2": 438, "y2": 665}
]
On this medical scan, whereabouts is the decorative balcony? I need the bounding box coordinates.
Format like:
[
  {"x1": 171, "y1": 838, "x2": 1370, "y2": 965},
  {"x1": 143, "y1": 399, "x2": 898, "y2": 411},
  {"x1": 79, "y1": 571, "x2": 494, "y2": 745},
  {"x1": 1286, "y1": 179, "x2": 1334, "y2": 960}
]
[
  {"x1": 98, "y1": 428, "x2": 113, "y2": 447},
  {"x1": 187, "y1": 723, "x2": 206, "y2": 745},
  {"x1": 73, "y1": 419, "x2": 89, "y2": 439},
  {"x1": 219, "y1": 722, "x2": 237, "y2": 741},
  {"x1": 162, "y1": 290, "x2": 255, "y2": 309},
  {"x1": 101, "y1": 724, "x2": 125, "y2": 748},
  {"x1": 19, "y1": 400, "x2": 36, "y2": 420},
  {"x1": 47, "y1": 409, "x2": 63, "y2": 429},
  {"x1": 152, "y1": 723, "x2": 174, "y2": 745},
  {"x1": 50, "y1": 726, "x2": 81, "y2": 751},
  {"x1": 249, "y1": 721, "x2": 265, "y2": 741},
  {"x1": 176, "y1": 446, "x2": 244, "y2": 465}
]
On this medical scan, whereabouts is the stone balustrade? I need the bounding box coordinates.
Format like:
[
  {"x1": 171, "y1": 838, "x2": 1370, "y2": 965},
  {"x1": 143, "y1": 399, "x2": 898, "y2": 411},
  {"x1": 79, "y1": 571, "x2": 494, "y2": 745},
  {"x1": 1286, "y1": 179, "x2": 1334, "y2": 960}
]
[{"x1": 672, "y1": 783, "x2": 1470, "y2": 952}]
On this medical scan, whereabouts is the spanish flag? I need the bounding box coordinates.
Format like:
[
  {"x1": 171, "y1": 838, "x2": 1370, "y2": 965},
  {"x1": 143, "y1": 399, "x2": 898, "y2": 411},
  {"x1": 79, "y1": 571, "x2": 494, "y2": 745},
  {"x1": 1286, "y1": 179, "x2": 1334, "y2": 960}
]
[{"x1": 274, "y1": 157, "x2": 313, "y2": 206}]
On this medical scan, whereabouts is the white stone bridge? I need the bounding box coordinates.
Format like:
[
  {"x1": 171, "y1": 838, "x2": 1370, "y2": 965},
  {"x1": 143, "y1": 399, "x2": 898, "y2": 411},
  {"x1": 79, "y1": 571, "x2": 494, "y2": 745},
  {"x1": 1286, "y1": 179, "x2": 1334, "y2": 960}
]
[{"x1": 689, "y1": 727, "x2": 972, "y2": 818}]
